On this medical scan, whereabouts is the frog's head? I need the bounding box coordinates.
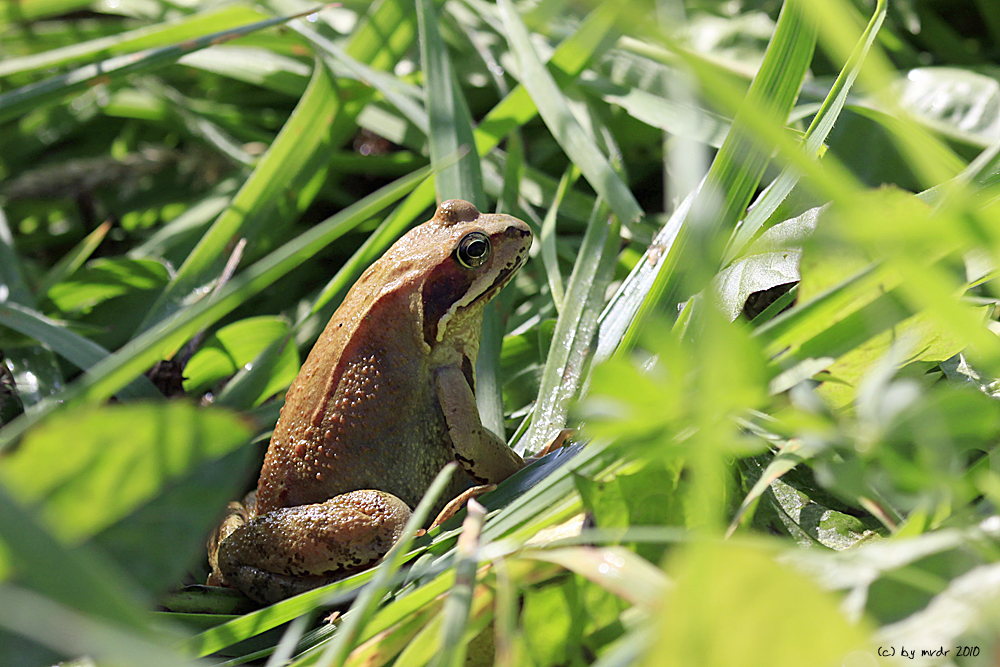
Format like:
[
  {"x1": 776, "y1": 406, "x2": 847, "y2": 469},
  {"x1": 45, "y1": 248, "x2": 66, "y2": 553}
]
[
  {"x1": 354, "y1": 200, "x2": 531, "y2": 357},
  {"x1": 418, "y1": 199, "x2": 532, "y2": 349}
]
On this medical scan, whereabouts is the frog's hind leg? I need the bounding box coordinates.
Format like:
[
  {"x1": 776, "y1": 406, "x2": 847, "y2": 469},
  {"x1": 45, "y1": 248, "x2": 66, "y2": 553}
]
[{"x1": 216, "y1": 489, "x2": 411, "y2": 605}]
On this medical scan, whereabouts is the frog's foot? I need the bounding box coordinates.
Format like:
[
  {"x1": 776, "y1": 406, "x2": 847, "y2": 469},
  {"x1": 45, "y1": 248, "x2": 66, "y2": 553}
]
[
  {"x1": 207, "y1": 493, "x2": 255, "y2": 587},
  {"x1": 216, "y1": 489, "x2": 411, "y2": 605}
]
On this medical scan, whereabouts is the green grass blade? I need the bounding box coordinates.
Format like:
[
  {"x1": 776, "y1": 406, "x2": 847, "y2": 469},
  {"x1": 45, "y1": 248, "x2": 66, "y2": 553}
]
[
  {"x1": 0, "y1": 302, "x2": 159, "y2": 400},
  {"x1": 290, "y1": 22, "x2": 429, "y2": 133},
  {"x1": 0, "y1": 0, "x2": 91, "y2": 23},
  {"x1": 540, "y1": 166, "x2": 580, "y2": 314},
  {"x1": 613, "y1": 0, "x2": 819, "y2": 356},
  {"x1": 723, "y1": 0, "x2": 888, "y2": 264},
  {"x1": 0, "y1": 585, "x2": 196, "y2": 667},
  {"x1": 321, "y1": 0, "x2": 424, "y2": 150},
  {"x1": 336, "y1": 0, "x2": 631, "y2": 284},
  {"x1": 431, "y1": 501, "x2": 486, "y2": 667},
  {"x1": 139, "y1": 58, "x2": 337, "y2": 332},
  {"x1": 418, "y1": 0, "x2": 485, "y2": 208},
  {"x1": 0, "y1": 4, "x2": 270, "y2": 78},
  {"x1": 35, "y1": 221, "x2": 112, "y2": 299},
  {"x1": 497, "y1": 0, "x2": 644, "y2": 227},
  {"x1": 474, "y1": 0, "x2": 629, "y2": 156},
  {"x1": 522, "y1": 202, "x2": 620, "y2": 455},
  {"x1": 345, "y1": 0, "x2": 419, "y2": 71},
  {"x1": 0, "y1": 207, "x2": 35, "y2": 307},
  {"x1": 0, "y1": 167, "x2": 430, "y2": 452},
  {"x1": 0, "y1": 9, "x2": 316, "y2": 124},
  {"x1": 691, "y1": 0, "x2": 818, "y2": 252},
  {"x1": 318, "y1": 464, "x2": 458, "y2": 667}
]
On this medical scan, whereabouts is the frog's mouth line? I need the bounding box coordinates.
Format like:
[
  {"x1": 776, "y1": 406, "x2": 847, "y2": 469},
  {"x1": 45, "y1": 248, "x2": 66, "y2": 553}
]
[
  {"x1": 480, "y1": 265, "x2": 514, "y2": 302},
  {"x1": 473, "y1": 248, "x2": 527, "y2": 305}
]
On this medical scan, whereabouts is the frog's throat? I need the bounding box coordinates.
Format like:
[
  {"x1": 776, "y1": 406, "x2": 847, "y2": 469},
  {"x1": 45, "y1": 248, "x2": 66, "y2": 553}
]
[{"x1": 432, "y1": 300, "x2": 484, "y2": 362}]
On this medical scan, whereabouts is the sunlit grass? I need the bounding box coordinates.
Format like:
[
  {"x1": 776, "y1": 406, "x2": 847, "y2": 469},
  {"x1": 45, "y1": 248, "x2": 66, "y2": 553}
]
[{"x1": 2, "y1": 0, "x2": 1000, "y2": 664}]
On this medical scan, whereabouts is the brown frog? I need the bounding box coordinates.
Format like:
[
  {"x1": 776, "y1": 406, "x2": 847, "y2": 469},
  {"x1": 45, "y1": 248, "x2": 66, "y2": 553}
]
[{"x1": 208, "y1": 200, "x2": 533, "y2": 604}]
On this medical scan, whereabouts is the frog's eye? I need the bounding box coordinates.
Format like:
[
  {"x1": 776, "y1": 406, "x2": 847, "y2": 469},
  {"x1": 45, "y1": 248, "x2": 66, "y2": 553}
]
[{"x1": 456, "y1": 232, "x2": 491, "y2": 269}]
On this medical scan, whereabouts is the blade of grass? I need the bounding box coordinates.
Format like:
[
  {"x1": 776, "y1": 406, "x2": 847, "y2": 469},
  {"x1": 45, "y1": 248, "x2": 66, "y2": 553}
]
[
  {"x1": 0, "y1": 302, "x2": 160, "y2": 400},
  {"x1": 341, "y1": 598, "x2": 445, "y2": 667},
  {"x1": 418, "y1": 0, "x2": 485, "y2": 208},
  {"x1": 0, "y1": 4, "x2": 270, "y2": 78},
  {"x1": 540, "y1": 165, "x2": 580, "y2": 314},
  {"x1": 322, "y1": 0, "x2": 424, "y2": 150},
  {"x1": 431, "y1": 500, "x2": 486, "y2": 667},
  {"x1": 700, "y1": 0, "x2": 818, "y2": 240},
  {"x1": 474, "y1": 0, "x2": 630, "y2": 156},
  {"x1": 521, "y1": 546, "x2": 668, "y2": 609},
  {"x1": 497, "y1": 0, "x2": 644, "y2": 227},
  {"x1": 317, "y1": 464, "x2": 458, "y2": 667},
  {"x1": 0, "y1": 585, "x2": 196, "y2": 667},
  {"x1": 329, "y1": 0, "x2": 631, "y2": 291},
  {"x1": 612, "y1": 0, "x2": 824, "y2": 357},
  {"x1": 522, "y1": 200, "x2": 620, "y2": 456},
  {"x1": 477, "y1": 132, "x2": 529, "y2": 439},
  {"x1": 803, "y1": 0, "x2": 962, "y2": 192},
  {"x1": 0, "y1": 166, "x2": 431, "y2": 452},
  {"x1": 0, "y1": 8, "x2": 319, "y2": 124},
  {"x1": 139, "y1": 57, "x2": 337, "y2": 332},
  {"x1": 290, "y1": 22, "x2": 429, "y2": 134},
  {"x1": 35, "y1": 221, "x2": 112, "y2": 299},
  {"x1": 0, "y1": 207, "x2": 35, "y2": 307},
  {"x1": 0, "y1": 0, "x2": 91, "y2": 23},
  {"x1": 723, "y1": 0, "x2": 888, "y2": 264}
]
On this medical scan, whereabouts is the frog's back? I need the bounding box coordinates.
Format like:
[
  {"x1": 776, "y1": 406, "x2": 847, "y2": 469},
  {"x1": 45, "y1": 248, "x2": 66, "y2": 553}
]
[{"x1": 255, "y1": 273, "x2": 461, "y2": 514}]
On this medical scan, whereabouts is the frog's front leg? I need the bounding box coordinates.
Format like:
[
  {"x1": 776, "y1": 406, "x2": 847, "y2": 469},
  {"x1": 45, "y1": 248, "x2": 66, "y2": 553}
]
[
  {"x1": 435, "y1": 365, "x2": 524, "y2": 484},
  {"x1": 212, "y1": 490, "x2": 410, "y2": 604}
]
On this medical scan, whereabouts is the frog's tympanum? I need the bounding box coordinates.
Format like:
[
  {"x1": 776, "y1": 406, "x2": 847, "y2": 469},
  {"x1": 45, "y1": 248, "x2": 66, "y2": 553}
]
[{"x1": 207, "y1": 200, "x2": 533, "y2": 604}]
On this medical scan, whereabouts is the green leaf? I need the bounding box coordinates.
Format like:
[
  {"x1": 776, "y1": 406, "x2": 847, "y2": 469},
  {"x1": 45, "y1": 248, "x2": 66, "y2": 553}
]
[
  {"x1": 648, "y1": 541, "x2": 873, "y2": 667},
  {"x1": 0, "y1": 402, "x2": 253, "y2": 544},
  {"x1": 713, "y1": 205, "x2": 820, "y2": 321},
  {"x1": 0, "y1": 484, "x2": 150, "y2": 630},
  {"x1": 183, "y1": 315, "x2": 299, "y2": 403}
]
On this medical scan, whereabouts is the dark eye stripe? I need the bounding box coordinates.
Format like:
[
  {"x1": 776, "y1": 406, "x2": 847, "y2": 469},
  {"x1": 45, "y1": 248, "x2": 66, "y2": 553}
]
[{"x1": 421, "y1": 264, "x2": 475, "y2": 346}]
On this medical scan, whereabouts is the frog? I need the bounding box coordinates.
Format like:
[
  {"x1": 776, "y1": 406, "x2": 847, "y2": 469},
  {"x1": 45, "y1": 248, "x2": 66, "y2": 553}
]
[{"x1": 207, "y1": 199, "x2": 533, "y2": 605}]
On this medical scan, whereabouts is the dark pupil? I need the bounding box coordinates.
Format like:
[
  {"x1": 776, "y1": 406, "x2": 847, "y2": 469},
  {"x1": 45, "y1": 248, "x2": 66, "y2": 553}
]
[{"x1": 466, "y1": 239, "x2": 486, "y2": 258}]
